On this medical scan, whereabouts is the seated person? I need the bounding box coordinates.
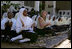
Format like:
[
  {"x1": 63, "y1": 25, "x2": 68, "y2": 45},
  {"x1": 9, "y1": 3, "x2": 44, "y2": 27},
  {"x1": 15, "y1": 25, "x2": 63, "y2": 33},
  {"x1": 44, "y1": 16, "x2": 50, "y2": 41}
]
[
  {"x1": 34, "y1": 10, "x2": 55, "y2": 36},
  {"x1": 52, "y1": 17, "x2": 68, "y2": 32},
  {"x1": 32, "y1": 11, "x2": 40, "y2": 27},
  {"x1": 11, "y1": 8, "x2": 38, "y2": 43},
  {"x1": 50, "y1": 16, "x2": 57, "y2": 28},
  {"x1": 1, "y1": 12, "x2": 17, "y2": 41}
]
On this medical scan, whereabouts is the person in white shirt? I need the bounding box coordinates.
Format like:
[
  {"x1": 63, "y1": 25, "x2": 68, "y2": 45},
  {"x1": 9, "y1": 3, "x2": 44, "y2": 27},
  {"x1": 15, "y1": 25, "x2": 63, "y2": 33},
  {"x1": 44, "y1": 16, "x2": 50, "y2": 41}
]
[
  {"x1": 61, "y1": 17, "x2": 71, "y2": 29},
  {"x1": 8, "y1": 5, "x2": 17, "y2": 13},
  {"x1": 8, "y1": 5, "x2": 17, "y2": 17},
  {"x1": 32, "y1": 11, "x2": 40, "y2": 27},
  {"x1": 34, "y1": 10, "x2": 55, "y2": 36},
  {"x1": 11, "y1": 8, "x2": 38, "y2": 43},
  {"x1": 51, "y1": 17, "x2": 69, "y2": 32},
  {"x1": 1, "y1": 12, "x2": 17, "y2": 41}
]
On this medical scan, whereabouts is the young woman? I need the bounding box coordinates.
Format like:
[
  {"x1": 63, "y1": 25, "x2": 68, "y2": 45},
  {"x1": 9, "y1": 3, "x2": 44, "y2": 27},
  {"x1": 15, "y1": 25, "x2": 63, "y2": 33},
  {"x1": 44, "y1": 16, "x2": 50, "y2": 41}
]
[
  {"x1": 11, "y1": 8, "x2": 38, "y2": 43},
  {"x1": 34, "y1": 10, "x2": 55, "y2": 36}
]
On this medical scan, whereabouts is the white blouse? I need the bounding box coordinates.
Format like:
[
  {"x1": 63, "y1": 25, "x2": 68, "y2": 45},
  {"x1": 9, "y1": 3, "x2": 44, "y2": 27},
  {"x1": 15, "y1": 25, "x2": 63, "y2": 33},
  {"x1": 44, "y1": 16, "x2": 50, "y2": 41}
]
[
  {"x1": 16, "y1": 16, "x2": 34, "y2": 33},
  {"x1": 1, "y1": 17, "x2": 16, "y2": 31}
]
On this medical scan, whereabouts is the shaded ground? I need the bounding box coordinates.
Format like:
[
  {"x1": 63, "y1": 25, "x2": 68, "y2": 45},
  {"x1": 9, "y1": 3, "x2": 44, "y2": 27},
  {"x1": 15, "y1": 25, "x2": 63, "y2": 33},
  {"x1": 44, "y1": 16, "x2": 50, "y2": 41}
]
[
  {"x1": 1, "y1": 30, "x2": 71, "y2": 48},
  {"x1": 1, "y1": 39, "x2": 71, "y2": 48}
]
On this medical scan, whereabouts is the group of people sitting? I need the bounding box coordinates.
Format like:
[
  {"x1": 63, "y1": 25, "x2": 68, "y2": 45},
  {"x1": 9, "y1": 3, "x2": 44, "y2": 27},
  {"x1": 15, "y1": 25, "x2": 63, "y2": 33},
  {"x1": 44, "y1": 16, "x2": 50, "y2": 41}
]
[{"x1": 1, "y1": 7, "x2": 71, "y2": 43}]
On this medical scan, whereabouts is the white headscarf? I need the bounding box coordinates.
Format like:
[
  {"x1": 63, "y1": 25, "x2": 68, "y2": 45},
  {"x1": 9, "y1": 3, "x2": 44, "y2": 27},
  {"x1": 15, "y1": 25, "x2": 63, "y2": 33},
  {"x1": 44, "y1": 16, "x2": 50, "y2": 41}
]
[{"x1": 16, "y1": 8, "x2": 34, "y2": 33}]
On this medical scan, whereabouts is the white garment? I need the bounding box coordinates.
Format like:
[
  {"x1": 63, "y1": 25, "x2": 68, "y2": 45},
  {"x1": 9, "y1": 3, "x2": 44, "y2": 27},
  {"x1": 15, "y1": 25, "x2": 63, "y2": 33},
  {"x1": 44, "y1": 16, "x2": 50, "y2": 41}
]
[
  {"x1": 1, "y1": 17, "x2": 16, "y2": 31},
  {"x1": 46, "y1": 14, "x2": 50, "y2": 19},
  {"x1": 55, "y1": 19, "x2": 63, "y2": 26},
  {"x1": 21, "y1": 16, "x2": 34, "y2": 30},
  {"x1": 32, "y1": 15, "x2": 39, "y2": 27},
  {"x1": 2, "y1": 12, "x2": 7, "y2": 19},
  {"x1": 37, "y1": 15, "x2": 50, "y2": 29},
  {"x1": 14, "y1": 12, "x2": 19, "y2": 20},
  {"x1": 61, "y1": 17, "x2": 67, "y2": 25},
  {"x1": 16, "y1": 16, "x2": 34, "y2": 33},
  {"x1": 65, "y1": 18, "x2": 71, "y2": 25},
  {"x1": 16, "y1": 8, "x2": 34, "y2": 33},
  {"x1": 32, "y1": 15, "x2": 37, "y2": 21},
  {"x1": 8, "y1": 5, "x2": 17, "y2": 12},
  {"x1": 19, "y1": 38, "x2": 30, "y2": 43},
  {"x1": 11, "y1": 34, "x2": 23, "y2": 41}
]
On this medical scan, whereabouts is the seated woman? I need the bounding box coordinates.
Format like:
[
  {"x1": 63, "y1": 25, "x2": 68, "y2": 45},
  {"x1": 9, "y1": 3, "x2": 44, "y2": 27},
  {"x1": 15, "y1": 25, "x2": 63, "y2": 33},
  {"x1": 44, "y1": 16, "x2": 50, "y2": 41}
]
[
  {"x1": 34, "y1": 10, "x2": 55, "y2": 36},
  {"x1": 1, "y1": 12, "x2": 17, "y2": 41},
  {"x1": 11, "y1": 8, "x2": 38, "y2": 43}
]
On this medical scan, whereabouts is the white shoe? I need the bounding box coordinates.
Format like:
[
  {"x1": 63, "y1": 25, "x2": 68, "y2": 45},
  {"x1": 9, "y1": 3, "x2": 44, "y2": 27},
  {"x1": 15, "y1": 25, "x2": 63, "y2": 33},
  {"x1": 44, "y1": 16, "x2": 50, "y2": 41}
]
[
  {"x1": 19, "y1": 38, "x2": 30, "y2": 43},
  {"x1": 11, "y1": 38, "x2": 16, "y2": 42}
]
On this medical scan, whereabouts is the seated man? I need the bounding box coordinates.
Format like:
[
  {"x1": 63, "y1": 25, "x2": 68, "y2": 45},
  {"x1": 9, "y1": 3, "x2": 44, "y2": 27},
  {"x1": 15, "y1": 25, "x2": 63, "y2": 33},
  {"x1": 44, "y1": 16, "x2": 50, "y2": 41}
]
[
  {"x1": 11, "y1": 8, "x2": 38, "y2": 43},
  {"x1": 1, "y1": 12, "x2": 17, "y2": 41}
]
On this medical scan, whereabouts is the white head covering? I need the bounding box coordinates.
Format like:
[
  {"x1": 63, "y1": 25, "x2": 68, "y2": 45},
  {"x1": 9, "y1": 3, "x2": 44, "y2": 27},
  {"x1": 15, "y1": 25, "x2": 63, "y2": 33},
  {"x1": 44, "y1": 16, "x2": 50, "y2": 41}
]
[
  {"x1": 16, "y1": 8, "x2": 34, "y2": 32},
  {"x1": 19, "y1": 8, "x2": 25, "y2": 14}
]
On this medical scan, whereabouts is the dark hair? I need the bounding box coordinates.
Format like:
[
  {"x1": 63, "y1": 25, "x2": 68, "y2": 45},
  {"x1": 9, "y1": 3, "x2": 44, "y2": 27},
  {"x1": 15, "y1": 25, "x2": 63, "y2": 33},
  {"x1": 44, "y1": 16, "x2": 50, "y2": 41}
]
[
  {"x1": 21, "y1": 6, "x2": 25, "y2": 8},
  {"x1": 53, "y1": 16, "x2": 56, "y2": 21},
  {"x1": 7, "y1": 12, "x2": 14, "y2": 17},
  {"x1": 48, "y1": 12, "x2": 50, "y2": 14},
  {"x1": 31, "y1": 8, "x2": 34, "y2": 11},
  {"x1": 58, "y1": 17, "x2": 62, "y2": 21},
  {"x1": 3, "y1": 4, "x2": 6, "y2": 5}
]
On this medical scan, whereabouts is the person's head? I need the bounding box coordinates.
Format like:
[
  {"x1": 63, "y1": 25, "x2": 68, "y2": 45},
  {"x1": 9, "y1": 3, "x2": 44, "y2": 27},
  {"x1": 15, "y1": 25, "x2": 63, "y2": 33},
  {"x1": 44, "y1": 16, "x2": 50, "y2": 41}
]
[
  {"x1": 31, "y1": 8, "x2": 34, "y2": 11},
  {"x1": 23, "y1": 9, "x2": 27, "y2": 16},
  {"x1": 53, "y1": 16, "x2": 56, "y2": 21},
  {"x1": 49, "y1": 16, "x2": 51, "y2": 20},
  {"x1": 41, "y1": 10, "x2": 47, "y2": 18},
  {"x1": 58, "y1": 17, "x2": 62, "y2": 21},
  {"x1": 7, "y1": 12, "x2": 13, "y2": 19}
]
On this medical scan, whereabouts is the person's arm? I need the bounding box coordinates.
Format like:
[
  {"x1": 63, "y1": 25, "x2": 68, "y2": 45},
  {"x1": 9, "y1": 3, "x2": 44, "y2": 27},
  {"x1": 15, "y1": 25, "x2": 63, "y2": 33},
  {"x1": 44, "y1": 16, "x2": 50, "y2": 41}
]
[
  {"x1": 16, "y1": 17, "x2": 22, "y2": 33},
  {"x1": 20, "y1": 18, "x2": 24, "y2": 27},
  {"x1": 31, "y1": 23, "x2": 35, "y2": 29},
  {"x1": 44, "y1": 22, "x2": 51, "y2": 27},
  {"x1": 38, "y1": 17, "x2": 51, "y2": 28}
]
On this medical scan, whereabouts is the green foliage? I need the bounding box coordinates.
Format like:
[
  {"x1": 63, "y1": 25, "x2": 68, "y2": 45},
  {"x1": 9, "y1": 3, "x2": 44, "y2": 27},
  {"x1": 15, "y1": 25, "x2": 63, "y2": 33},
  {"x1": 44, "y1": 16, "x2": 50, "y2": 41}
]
[{"x1": 1, "y1": 2, "x2": 20, "y2": 14}]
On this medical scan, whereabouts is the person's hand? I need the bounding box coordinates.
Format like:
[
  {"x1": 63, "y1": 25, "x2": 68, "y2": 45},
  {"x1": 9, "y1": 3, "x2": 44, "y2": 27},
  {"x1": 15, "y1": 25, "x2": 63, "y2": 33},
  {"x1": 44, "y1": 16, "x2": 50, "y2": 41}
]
[
  {"x1": 44, "y1": 22, "x2": 51, "y2": 27},
  {"x1": 9, "y1": 22, "x2": 13, "y2": 27},
  {"x1": 31, "y1": 23, "x2": 35, "y2": 29},
  {"x1": 5, "y1": 21, "x2": 9, "y2": 27},
  {"x1": 47, "y1": 22, "x2": 51, "y2": 25}
]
